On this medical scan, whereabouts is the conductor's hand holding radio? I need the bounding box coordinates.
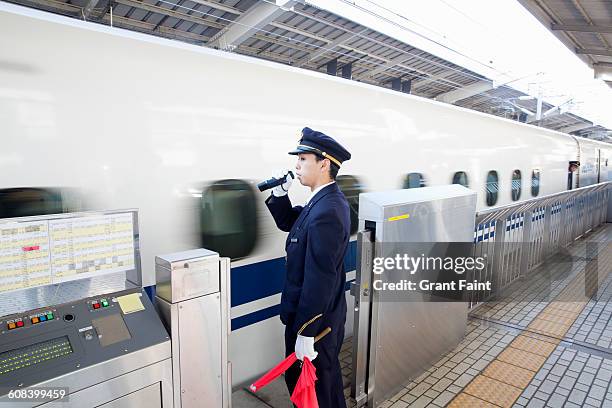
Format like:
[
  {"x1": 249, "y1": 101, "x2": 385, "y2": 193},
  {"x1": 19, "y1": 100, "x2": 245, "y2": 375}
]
[
  {"x1": 257, "y1": 170, "x2": 294, "y2": 196},
  {"x1": 272, "y1": 170, "x2": 294, "y2": 197}
]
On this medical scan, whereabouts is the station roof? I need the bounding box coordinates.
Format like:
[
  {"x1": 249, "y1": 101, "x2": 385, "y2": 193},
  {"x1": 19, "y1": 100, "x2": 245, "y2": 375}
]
[
  {"x1": 8, "y1": 0, "x2": 610, "y2": 140},
  {"x1": 519, "y1": 0, "x2": 612, "y2": 90}
]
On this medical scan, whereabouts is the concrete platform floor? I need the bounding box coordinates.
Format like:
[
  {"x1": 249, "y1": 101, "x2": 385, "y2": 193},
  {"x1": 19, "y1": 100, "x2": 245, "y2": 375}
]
[{"x1": 234, "y1": 223, "x2": 612, "y2": 407}]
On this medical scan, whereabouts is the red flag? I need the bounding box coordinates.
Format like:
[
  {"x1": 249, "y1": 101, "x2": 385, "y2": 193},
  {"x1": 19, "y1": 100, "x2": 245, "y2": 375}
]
[
  {"x1": 249, "y1": 352, "x2": 298, "y2": 392},
  {"x1": 249, "y1": 327, "x2": 330, "y2": 399},
  {"x1": 290, "y1": 357, "x2": 319, "y2": 408}
]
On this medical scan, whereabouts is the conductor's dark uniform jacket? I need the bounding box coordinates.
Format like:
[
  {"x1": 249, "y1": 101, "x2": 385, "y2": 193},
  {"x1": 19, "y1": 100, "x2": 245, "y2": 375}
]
[{"x1": 265, "y1": 128, "x2": 351, "y2": 408}]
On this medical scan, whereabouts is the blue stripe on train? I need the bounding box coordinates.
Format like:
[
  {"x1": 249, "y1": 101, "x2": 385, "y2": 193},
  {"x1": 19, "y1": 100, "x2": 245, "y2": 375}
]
[
  {"x1": 231, "y1": 257, "x2": 286, "y2": 308},
  {"x1": 230, "y1": 240, "x2": 358, "y2": 330},
  {"x1": 232, "y1": 304, "x2": 281, "y2": 331},
  {"x1": 231, "y1": 240, "x2": 357, "y2": 307},
  {"x1": 231, "y1": 278, "x2": 357, "y2": 331}
]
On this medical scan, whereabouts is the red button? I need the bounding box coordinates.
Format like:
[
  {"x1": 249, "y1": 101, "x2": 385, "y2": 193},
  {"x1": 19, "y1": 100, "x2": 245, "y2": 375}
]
[
  {"x1": 16, "y1": 321, "x2": 23, "y2": 327},
  {"x1": 93, "y1": 303, "x2": 100, "y2": 309}
]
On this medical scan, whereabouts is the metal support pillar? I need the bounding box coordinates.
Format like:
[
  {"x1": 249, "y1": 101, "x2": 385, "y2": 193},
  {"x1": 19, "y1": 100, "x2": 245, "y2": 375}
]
[
  {"x1": 342, "y1": 63, "x2": 352, "y2": 79},
  {"x1": 401, "y1": 79, "x2": 412, "y2": 94},
  {"x1": 326, "y1": 58, "x2": 337, "y2": 76},
  {"x1": 391, "y1": 77, "x2": 401, "y2": 91}
]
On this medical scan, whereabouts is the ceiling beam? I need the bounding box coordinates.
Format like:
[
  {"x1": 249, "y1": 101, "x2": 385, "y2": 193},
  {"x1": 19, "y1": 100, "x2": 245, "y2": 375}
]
[
  {"x1": 208, "y1": 0, "x2": 300, "y2": 51},
  {"x1": 293, "y1": 28, "x2": 368, "y2": 68},
  {"x1": 551, "y1": 23, "x2": 612, "y2": 34},
  {"x1": 506, "y1": 101, "x2": 535, "y2": 117},
  {"x1": 293, "y1": 6, "x2": 475, "y2": 85},
  {"x1": 83, "y1": 0, "x2": 103, "y2": 19},
  {"x1": 13, "y1": 0, "x2": 80, "y2": 14},
  {"x1": 188, "y1": 0, "x2": 242, "y2": 16},
  {"x1": 363, "y1": 53, "x2": 464, "y2": 88},
  {"x1": 435, "y1": 80, "x2": 495, "y2": 104},
  {"x1": 528, "y1": 100, "x2": 571, "y2": 123},
  {"x1": 270, "y1": 22, "x2": 394, "y2": 66},
  {"x1": 557, "y1": 122, "x2": 594, "y2": 134},
  {"x1": 366, "y1": 54, "x2": 412, "y2": 78},
  {"x1": 412, "y1": 70, "x2": 463, "y2": 91},
  {"x1": 102, "y1": 14, "x2": 209, "y2": 43},
  {"x1": 576, "y1": 48, "x2": 612, "y2": 57},
  {"x1": 115, "y1": 0, "x2": 224, "y2": 29},
  {"x1": 266, "y1": 21, "x2": 464, "y2": 88}
]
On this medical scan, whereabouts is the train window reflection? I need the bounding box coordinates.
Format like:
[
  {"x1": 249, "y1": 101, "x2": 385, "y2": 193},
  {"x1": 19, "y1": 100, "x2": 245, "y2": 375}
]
[
  {"x1": 485, "y1": 171, "x2": 499, "y2": 207},
  {"x1": 511, "y1": 170, "x2": 522, "y2": 201},
  {"x1": 452, "y1": 171, "x2": 469, "y2": 187},
  {"x1": 531, "y1": 170, "x2": 540, "y2": 197},
  {"x1": 0, "y1": 188, "x2": 64, "y2": 219},
  {"x1": 200, "y1": 179, "x2": 257, "y2": 260},
  {"x1": 402, "y1": 173, "x2": 426, "y2": 189},
  {"x1": 337, "y1": 175, "x2": 363, "y2": 235}
]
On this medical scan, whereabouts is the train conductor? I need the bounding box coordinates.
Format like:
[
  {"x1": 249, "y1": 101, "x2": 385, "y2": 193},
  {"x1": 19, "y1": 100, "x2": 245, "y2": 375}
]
[{"x1": 265, "y1": 127, "x2": 351, "y2": 408}]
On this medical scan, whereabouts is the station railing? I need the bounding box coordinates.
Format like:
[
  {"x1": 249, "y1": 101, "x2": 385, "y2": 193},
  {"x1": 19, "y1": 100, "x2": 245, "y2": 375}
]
[{"x1": 467, "y1": 181, "x2": 610, "y2": 307}]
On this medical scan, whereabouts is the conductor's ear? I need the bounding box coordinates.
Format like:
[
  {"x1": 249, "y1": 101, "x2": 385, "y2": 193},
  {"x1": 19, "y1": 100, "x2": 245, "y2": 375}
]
[{"x1": 323, "y1": 158, "x2": 331, "y2": 172}]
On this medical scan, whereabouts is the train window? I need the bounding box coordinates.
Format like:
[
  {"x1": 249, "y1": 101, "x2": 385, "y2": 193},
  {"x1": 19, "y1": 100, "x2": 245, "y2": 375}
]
[
  {"x1": 199, "y1": 179, "x2": 257, "y2": 260},
  {"x1": 485, "y1": 171, "x2": 499, "y2": 207},
  {"x1": 531, "y1": 169, "x2": 540, "y2": 197},
  {"x1": 337, "y1": 175, "x2": 363, "y2": 235},
  {"x1": 452, "y1": 171, "x2": 469, "y2": 187},
  {"x1": 0, "y1": 188, "x2": 64, "y2": 218},
  {"x1": 402, "y1": 173, "x2": 426, "y2": 189},
  {"x1": 511, "y1": 170, "x2": 522, "y2": 201}
]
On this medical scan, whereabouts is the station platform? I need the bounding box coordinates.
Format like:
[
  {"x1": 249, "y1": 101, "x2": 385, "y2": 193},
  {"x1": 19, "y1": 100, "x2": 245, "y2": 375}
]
[{"x1": 233, "y1": 222, "x2": 612, "y2": 408}]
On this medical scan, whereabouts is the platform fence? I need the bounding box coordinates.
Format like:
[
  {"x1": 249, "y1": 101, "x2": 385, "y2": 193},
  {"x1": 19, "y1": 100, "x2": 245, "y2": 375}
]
[{"x1": 468, "y1": 181, "x2": 611, "y2": 307}]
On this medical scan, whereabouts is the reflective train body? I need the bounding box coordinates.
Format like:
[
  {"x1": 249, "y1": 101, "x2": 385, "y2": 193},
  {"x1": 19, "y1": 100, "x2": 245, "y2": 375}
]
[{"x1": 1, "y1": 3, "x2": 610, "y2": 385}]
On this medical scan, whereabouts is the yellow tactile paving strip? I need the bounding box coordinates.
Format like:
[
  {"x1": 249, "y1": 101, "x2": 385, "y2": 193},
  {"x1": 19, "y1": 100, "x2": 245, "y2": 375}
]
[
  {"x1": 463, "y1": 376, "x2": 523, "y2": 407},
  {"x1": 482, "y1": 361, "x2": 533, "y2": 389},
  {"x1": 450, "y1": 393, "x2": 500, "y2": 407},
  {"x1": 448, "y1": 241, "x2": 611, "y2": 408},
  {"x1": 508, "y1": 334, "x2": 556, "y2": 357},
  {"x1": 496, "y1": 346, "x2": 547, "y2": 372}
]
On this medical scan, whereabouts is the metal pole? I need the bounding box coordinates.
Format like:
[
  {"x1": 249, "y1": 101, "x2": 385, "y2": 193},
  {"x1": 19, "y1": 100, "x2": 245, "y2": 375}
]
[{"x1": 351, "y1": 229, "x2": 374, "y2": 406}]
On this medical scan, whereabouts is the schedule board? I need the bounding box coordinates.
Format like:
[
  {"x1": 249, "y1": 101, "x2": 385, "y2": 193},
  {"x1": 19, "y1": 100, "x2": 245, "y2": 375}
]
[{"x1": 0, "y1": 212, "x2": 137, "y2": 294}]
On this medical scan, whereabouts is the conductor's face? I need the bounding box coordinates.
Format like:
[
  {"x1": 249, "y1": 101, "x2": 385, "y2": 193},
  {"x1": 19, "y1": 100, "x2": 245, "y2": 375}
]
[{"x1": 295, "y1": 153, "x2": 322, "y2": 188}]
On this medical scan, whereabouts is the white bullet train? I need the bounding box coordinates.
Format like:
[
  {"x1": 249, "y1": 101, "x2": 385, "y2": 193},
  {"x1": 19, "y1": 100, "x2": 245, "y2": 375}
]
[{"x1": 1, "y1": 3, "x2": 610, "y2": 386}]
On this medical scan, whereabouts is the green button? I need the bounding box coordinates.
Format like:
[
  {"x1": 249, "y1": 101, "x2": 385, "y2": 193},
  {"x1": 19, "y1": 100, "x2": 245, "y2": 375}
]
[
  {"x1": 101, "y1": 300, "x2": 109, "y2": 307},
  {"x1": 46, "y1": 313, "x2": 54, "y2": 320}
]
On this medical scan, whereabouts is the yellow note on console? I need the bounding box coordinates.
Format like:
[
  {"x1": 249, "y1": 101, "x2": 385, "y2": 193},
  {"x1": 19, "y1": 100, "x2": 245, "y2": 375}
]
[{"x1": 117, "y1": 293, "x2": 145, "y2": 314}]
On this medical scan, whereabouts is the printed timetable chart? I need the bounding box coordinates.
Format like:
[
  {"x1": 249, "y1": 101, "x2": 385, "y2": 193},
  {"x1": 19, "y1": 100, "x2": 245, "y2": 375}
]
[
  {"x1": 0, "y1": 221, "x2": 52, "y2": 293},
  {"x1": 50, "y1": 213, "x2": 135, "y2": 279},
  {"x1": 0, "y1": 212, "x2": 136, "y2": 294}
]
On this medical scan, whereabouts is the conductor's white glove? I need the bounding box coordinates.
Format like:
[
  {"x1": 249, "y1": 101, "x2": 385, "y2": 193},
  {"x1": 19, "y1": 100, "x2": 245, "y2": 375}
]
[
  {"x1": 271, "y1": 170, "x2": 294, "y2": 197},
  {"x1": 295, "y1": 335, "x2": 317, "y2": 361}
]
